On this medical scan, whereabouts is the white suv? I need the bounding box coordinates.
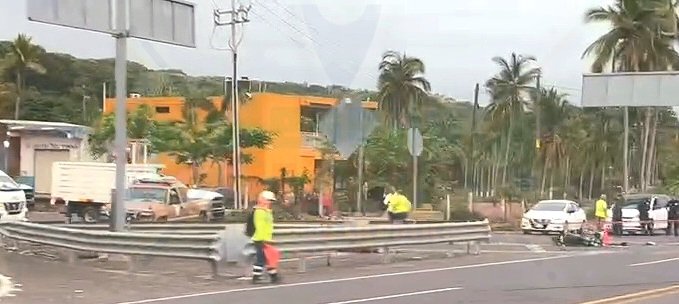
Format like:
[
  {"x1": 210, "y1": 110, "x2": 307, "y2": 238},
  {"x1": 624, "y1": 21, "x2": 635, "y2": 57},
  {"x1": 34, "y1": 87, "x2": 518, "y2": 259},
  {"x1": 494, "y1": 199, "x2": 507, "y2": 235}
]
[
  {"x1": 607, "y1": 194, "x2": 670, "y2": 234},
  {"x1": 0, "y1": 171, "x2": 28, "y2": 222}
]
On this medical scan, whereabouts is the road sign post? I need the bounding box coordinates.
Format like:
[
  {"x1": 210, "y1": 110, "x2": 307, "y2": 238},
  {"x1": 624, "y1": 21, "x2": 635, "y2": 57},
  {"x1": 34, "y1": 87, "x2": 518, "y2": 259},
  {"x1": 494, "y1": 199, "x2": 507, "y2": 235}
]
[
  {"x1": 407, "y1": 127, "x2": 423, "y2": 210},
  {"x1": 27, "y1": 0, "x2": 195, "y2": 231}
]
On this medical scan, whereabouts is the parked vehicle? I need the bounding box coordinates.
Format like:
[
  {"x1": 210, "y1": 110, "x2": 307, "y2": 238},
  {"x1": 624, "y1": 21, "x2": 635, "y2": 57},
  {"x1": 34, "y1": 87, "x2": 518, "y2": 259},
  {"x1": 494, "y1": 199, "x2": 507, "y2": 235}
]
[
  {"x1": 0, "y1": 170, "x2": 28, "y2": 222},
  {"x1": 113, "y1": 177, "x2": 225, "y2": 222},
  {"x1": 521, "y1": 200, "x2": 587, "y2": 234},
  {"x1": 50, "y1": 162, "x2": 164, "y2": 223},
  {"x1": 606, "y1": 194, "x2": 670, "y2": 234}
]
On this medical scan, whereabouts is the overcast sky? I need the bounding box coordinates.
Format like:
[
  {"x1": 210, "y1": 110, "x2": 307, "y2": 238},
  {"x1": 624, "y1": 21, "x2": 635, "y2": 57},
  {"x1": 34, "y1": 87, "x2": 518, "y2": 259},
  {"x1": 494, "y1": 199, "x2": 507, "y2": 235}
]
[{"x1": 0, "y1": 0, "x2": 612, "y2": 105}]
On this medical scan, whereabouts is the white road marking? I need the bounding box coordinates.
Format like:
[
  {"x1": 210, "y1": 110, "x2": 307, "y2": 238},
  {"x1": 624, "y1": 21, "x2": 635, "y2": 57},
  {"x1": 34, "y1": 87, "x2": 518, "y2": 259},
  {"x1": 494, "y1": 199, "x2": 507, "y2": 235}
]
[
  {"x1": 0, "y1": 274, "x2": 20, "y2": 298},
  {"x1": 322, "y1": 287, "x2": 462, "y2": 304},
  {"x1": 115, "y1": 254, "x2": 580, "y2": 304},
  {"x1": 629, "y1": 257, "x2": 679, "y2": 267},
  {"x1": 525, "y1": 244, "x2": 547, "y2": 253}
]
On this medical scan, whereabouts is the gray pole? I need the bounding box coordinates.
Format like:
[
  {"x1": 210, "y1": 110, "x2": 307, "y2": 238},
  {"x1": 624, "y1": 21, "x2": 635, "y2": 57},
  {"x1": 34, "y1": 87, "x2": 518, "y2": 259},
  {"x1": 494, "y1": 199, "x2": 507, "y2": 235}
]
[
  {"x1": 536, "y1": 73, "x2": 541, "y2": 150},
  {"x1": 356, "y1": 108, "x2": 364, "y2": 215},
  {"x1": 111, "y1": 0, "x2": 128, "y2": 232},
  {"x1": 623, "y1": 106, "x2": 629, "y2": 192},
  {"x1": 412, "y1": 127, "x2": 418, "y2": 210}
]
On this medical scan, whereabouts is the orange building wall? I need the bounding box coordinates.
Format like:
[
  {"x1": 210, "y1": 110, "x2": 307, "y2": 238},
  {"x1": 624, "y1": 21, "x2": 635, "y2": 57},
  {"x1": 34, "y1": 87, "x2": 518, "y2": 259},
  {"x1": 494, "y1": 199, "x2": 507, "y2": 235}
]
[{"x1": 104, "y1": 93, "x2": 376, "y2": 199}]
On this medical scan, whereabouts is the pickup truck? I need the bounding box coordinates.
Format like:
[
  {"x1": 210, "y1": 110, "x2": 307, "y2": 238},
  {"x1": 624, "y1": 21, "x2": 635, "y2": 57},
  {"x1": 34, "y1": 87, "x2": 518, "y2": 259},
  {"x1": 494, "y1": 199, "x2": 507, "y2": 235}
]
[{"x1": 115, "y1": 177, "x2": 226, "y2": 222}]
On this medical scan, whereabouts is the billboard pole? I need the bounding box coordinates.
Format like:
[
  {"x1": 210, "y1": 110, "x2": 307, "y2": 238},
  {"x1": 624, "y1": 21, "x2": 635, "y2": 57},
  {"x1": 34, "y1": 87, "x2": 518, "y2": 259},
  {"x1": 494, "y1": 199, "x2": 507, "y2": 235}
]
[
  {"x1": 623, "y1": 106, "x2": 629, "y2": 193},
  {"x1": 112, "y1": 0, "x2": 129, "y2": 232}
]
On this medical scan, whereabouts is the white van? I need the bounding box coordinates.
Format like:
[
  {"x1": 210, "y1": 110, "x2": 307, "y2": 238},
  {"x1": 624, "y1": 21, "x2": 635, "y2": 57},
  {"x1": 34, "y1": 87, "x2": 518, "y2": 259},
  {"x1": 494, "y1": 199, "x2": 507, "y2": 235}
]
[{"x1": 0, "y1": 171, "x2": 28, "y2": 222}]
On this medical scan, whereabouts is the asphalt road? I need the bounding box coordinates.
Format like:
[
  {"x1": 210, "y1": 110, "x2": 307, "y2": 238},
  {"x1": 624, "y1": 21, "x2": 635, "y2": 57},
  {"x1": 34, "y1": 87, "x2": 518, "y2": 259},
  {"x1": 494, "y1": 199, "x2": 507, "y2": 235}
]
[
  {"x1": 1, "y1": 232, "x2": 679, "y2": 304},
  {"x1": 7, "y1": 212, "x2": 679, "y2": 303}
]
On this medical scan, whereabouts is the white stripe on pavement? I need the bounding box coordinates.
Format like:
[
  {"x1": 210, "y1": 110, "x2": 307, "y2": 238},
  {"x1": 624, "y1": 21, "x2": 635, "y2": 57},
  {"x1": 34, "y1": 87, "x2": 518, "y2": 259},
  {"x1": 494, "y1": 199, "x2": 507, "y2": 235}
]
[
  {"x1": 115, "y1": 254, "x2": 579, "y2": 304},
  {"x1": 322, "y1": 287, "x2": 462, "y2": 304},
  {"x1": 629, "y1": 257, "x2": 679, "y2": 267}
]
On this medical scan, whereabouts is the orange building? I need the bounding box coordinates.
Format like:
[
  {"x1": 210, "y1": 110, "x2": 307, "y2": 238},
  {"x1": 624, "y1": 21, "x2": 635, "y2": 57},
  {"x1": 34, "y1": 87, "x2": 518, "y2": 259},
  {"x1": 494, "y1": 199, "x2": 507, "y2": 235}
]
[{"x1": 104, "y1": 93, "x2": 377, "y2": 200}]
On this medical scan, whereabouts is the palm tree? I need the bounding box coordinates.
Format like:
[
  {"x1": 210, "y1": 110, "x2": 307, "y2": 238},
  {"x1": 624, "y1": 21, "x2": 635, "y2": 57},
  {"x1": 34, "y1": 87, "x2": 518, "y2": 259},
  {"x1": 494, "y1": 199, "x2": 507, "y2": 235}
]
[
  {"x1": 2, "y1": 34, "x2": 45, "y2": 119},
  {"x1": 583, "y1": 0, "x2": 679, "y2": 192},
  {"x1": 485, "y1": 53, "x2": 540, "y2": 187},
  {"x1": 377, "y1": 51, "x2": 431, "y2": 128}
]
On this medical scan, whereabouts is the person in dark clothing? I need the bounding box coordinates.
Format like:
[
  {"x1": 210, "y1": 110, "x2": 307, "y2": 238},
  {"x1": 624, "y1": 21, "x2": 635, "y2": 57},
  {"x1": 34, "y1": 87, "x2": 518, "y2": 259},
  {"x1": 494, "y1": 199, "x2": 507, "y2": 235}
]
[
  {"x1": 611, "y1": 202, "x2": 623, "y2": 236},
  {"x1": 667, "y1": 200, "x2": 679, "y2": 236},
  {"x1": 637, "y1": 199, "x2": 653, "y2": 236}
]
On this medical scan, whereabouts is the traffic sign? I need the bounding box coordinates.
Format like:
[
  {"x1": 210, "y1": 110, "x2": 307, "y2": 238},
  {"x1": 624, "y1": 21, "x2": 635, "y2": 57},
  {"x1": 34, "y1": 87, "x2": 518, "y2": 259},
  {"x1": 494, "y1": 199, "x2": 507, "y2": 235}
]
[
  {"x1": 407, "y1": 128, "x2": 423, "y2": 156},
  {"x1": 319, "y1": 98, "x2": 378, "y2": 158}
]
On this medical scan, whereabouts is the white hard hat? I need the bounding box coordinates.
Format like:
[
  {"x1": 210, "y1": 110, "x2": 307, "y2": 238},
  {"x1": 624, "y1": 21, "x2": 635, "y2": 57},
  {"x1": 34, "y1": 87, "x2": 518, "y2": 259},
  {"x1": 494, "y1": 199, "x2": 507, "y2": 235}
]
[{"x1": 259, "y1": 190, "x2": 277, "y2": 201}]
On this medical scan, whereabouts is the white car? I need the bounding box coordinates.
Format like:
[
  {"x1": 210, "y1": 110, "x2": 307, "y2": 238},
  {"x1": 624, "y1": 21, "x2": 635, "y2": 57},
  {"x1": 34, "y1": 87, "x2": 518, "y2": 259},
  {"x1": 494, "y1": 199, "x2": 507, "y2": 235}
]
[
  {"x1": 521, "y1": 200, "x2": 587, "y2": 234},
  {"x1": 606, "y1": 194, "x2": 670, "y2": 234},
  {"x1": 0, "y1": 171, "x2": 28, "y2": 222}
]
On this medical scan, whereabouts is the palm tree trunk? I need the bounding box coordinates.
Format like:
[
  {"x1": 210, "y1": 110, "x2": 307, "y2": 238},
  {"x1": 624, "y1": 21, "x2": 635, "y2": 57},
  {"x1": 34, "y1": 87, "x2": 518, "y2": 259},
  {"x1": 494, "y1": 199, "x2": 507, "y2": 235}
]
[
  {"x1": 14, "y1": 72, "x2": 21, "y2": 120},
  {"x1": 548, "y1": 169, "x2": 554, "y2": 200},
  {"x1": 540, "y1": 161, "x2": 547, "y2": 196},
  {"x1": 501, "y1": 120, "x2": 512, "y2": 187},
  {"x1": 487, "y1": 165, "x2": 492, "y2": 197},
  {"x1": 479, "y1": 167, "x2": 485, "y2": 197},
  {"x1": 645, "y1": 108, "x2": 658, "y2": 188},
  {"x1": 578, "y1": 168, "x2": 584, "y2": 200},
  {"x1": 601, "y1": 162, "x2": 606, "y2": 194},
  {"x1": 563, "y1": 157, "x2": 570, "y2": 199},
  {"x1": 588, "y1": 166, "x2": 595, "y2": 200},
  {"x1": 217, "y1": 161, "x2": 224, "y2": 187},
  {"x1": 492, "y1": 143, "x2": 500, "y2": 196},
  {"x1": 640, "y1": 107, "x2": 652, "y2": 191}
]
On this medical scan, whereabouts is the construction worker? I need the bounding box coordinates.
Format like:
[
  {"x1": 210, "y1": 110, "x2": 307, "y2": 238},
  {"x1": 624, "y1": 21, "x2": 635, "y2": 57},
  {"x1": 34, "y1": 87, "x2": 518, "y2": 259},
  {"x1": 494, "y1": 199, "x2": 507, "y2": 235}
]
[
  {"x1": 637, "y1": 198, "x2": 652, "y2": 236},
  {"x1": 386, "y1": 189, "x2": 412, "y2": 224},
  {"x1": 249, "y1": 190, "x2": 280, "y2": 284},
  {"x1": 611, "y1": 200, "x2": 623, "y2": 236},
  {"x1": 595, "y1": 194, "x2": 608, "y2": 230}
]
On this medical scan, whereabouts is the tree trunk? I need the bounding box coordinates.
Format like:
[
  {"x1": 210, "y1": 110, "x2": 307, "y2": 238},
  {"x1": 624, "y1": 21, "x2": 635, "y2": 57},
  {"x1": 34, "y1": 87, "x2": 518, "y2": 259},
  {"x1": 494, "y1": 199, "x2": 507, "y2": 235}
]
[
  {"x1": 487, "y1": 165, "x2": 492, "y2": 197},
  {"x1": 578, "y1": 169, "x2": 584, "y2": 200},
  {"x1": 501, "y1": 120, "x2": 513, "y2": 187},
  {"x1": 640, "y1": 107, "x2": 651, "y2": 191},
  {"x1": 588, "y1": 166, "x2": 595, "y2": 200},
  {"x1": 480, "y1": 167, "x2": 485, "y2": 197},
  {"x1": 217, "y1": 161, "x2": 224, "y2": 187},
  {"x1": 563, "y1": 157, "x2": 570, "y2": 199},
  {"x1": 492, "y1": 143, "x2": 500, "y2": 196},
  {"x1": 645, "y1": 108, "x2": 658, "y2": 188},
  {"x1": 540, "y1": 161, "x2": 548, "y2": 196},
  {"x1": 601, "y1": 163, "x2": 606, "y2": 195},
  {"x1": 14, "y1": 72, "x2": 21, "y2": 120},
  {"x1": 548, "y1": 169, "x2": 554, "y2": 200}
]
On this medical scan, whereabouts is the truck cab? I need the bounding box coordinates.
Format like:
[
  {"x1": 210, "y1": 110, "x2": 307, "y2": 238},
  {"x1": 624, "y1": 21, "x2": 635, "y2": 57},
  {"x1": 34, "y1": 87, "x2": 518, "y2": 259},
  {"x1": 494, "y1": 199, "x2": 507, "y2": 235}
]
[
  {"x1": 0, "y1": 170, "x2": 28, "y2": 222},
  {"x1": 122, "y1": 177, "x2": 224, "y2": 222}
]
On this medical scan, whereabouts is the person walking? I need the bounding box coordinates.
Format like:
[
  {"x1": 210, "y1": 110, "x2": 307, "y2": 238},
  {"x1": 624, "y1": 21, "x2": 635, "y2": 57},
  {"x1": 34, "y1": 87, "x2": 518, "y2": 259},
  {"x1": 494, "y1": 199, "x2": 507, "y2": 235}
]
[
  {"x1": 595, "y1": 194, "x2": 608, "y2": 231},
  {"x1": 249, "y1": 190, "x2": 280, "y2": 284},
  {"x1": 611, "y1": 200, "x2": 623, "y2": 236},
  {"x1": 667, "y1": 199, "x2": 679, "y2": 237}
]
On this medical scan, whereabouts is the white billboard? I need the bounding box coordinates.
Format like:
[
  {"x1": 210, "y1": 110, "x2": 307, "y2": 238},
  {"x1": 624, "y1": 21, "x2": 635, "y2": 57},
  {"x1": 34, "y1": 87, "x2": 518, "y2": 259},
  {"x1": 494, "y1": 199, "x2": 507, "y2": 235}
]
[
  {"x1": 581, "y1": 71, "x2": 679, "y2": 107},
  {"x1": 27, "y1": 0, "x2": 195, "y2": 47}
]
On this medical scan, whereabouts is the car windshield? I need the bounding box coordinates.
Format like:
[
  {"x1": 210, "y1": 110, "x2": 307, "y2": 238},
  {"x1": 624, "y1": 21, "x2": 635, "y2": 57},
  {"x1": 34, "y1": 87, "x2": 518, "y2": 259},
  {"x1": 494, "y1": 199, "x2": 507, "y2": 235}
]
[
  {"x1": 127, "y1": 188, "x2": 167, "y2": 202},
  {"x1": 531, "y1": 202, "x2": 566, "y2": 211},
  {"x1": 0, "y1": 175, "x2": 18, "y2": 191},
  {"x1": 621, "y1": 198, "x2": 650, "y2": 209}
]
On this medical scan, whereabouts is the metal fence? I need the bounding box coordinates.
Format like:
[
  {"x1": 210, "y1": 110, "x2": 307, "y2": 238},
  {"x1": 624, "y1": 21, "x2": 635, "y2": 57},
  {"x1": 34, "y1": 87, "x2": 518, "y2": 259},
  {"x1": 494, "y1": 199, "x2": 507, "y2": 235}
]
[{"x1": 53, "y1": 223, "x2": 332, "y2": 235}]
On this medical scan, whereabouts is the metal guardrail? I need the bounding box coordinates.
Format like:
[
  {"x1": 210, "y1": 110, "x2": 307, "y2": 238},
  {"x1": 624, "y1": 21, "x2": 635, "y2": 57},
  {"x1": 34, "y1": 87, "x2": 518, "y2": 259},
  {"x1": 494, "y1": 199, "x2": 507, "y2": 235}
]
[
  {"x1": 1, "y1": 220, "x2": 492, "y2": 276},
  {"x1": 272, "y1": 220, "x2": 491, "y2": 253},
  {"x1": 52, "y1": 223, "x2": 331, "y2": 235},
  {"x1": 0, "y1": 221, "x2": 223, "y2": 275}
]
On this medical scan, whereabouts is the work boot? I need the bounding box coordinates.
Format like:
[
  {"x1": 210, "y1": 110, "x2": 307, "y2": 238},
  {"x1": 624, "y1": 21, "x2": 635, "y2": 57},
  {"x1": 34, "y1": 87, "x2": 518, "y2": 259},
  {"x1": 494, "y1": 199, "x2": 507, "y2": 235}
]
[{"x1": 269, "y1": 273, "x2": 281, "y2": 284}]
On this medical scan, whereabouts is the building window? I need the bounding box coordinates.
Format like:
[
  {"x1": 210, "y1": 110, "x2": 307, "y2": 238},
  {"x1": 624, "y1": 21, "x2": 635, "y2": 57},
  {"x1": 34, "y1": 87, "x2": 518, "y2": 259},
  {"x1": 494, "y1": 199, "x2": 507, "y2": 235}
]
[{"x1": 155, "y1": 106, "x2": 170, "y2": 113}]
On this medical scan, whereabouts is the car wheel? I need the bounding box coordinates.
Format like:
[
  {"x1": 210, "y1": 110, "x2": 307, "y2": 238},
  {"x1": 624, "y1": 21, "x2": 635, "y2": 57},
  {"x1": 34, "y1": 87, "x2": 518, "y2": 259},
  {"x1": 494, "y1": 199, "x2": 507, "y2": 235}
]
[
  {"x1": 200, "y1": 211, "x2": 210, "y2": 223},
  {"x1": 81, "y1": 207, "x2": 99, "y2": 224}
]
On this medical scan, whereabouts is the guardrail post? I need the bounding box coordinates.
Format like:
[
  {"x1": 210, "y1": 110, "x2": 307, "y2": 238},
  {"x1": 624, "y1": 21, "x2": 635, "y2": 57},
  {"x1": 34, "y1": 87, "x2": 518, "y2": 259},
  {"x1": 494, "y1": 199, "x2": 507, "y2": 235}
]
[
  {"x1": 297, "y1": 253, "x2": 307, "y2": 273},
  {"x1": 381, "y1": 246, "x2": 391, "y2": 263},
  {"x1": 466, "y1": 241, "x2": 480, "y2": 255},
  {"x1": 208, "y1": 260, "x2": 219, "y2": 278}
]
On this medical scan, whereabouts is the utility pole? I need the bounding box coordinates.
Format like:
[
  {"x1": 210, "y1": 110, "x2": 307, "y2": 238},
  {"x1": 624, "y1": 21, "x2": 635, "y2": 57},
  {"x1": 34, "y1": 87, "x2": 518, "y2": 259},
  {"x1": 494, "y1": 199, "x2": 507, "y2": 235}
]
[
  {"x1": 535, "y1": 73, "x2": 541, "y2": 151},
  {"x1": 470, "y1": 84, "x2": 479, "y2": 192},
  {"x1": 214, "y1": 1, "x2": 251, "y2": 209}
]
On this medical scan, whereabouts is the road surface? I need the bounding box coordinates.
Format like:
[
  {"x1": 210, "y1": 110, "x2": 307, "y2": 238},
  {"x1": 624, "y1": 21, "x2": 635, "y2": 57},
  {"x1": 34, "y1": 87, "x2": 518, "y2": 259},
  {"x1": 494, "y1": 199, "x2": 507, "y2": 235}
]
[{"x1": 0, "y1": 232, "x2": 678, "y2": 303}]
